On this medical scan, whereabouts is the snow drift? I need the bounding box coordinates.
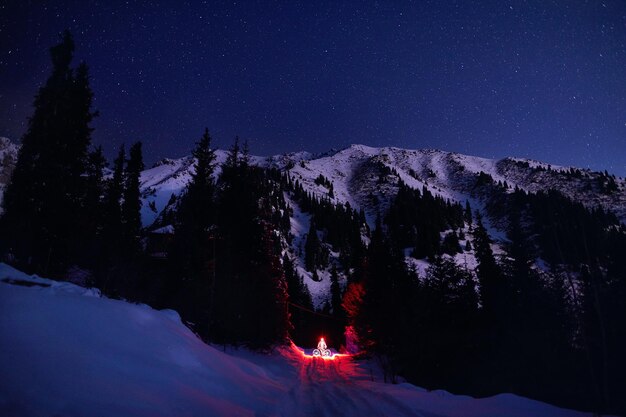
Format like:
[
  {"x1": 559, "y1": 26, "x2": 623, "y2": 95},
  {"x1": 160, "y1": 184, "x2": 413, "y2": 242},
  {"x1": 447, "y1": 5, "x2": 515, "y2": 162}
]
[{"x1": 0, "y1": 264, "x2": 600, "y2": 416}]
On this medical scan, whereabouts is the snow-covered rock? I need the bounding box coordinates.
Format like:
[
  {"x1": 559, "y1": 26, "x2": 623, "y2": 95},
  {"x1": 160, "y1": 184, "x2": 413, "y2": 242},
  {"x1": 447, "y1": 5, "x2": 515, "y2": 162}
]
[{"x1": 0, "y1": 137, "x2": 19, "y2": 212}]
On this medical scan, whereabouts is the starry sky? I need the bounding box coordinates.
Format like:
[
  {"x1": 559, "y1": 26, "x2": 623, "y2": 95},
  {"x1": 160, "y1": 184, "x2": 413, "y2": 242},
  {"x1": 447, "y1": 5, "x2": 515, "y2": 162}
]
[{"x1": 1, "y1": 1, "x2": 625, "y2": 175}]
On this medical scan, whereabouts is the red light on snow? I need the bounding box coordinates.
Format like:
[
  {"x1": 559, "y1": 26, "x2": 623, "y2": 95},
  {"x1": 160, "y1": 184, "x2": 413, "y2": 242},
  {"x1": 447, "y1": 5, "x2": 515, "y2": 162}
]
[
  {"x1": 293, "y1": 337, "x2": 350, "y2": 361},
  {"x1": 297, "y1": 336, "x2": 344, "y2": 360}
]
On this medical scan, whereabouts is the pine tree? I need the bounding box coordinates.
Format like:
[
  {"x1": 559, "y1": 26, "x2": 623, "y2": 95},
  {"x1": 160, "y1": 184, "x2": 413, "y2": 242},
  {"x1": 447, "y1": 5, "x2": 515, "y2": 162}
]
[
  {"x1": 472, "y1": 210, "x2": 510, "y2": 388},
  {"x1": 464, "y1": 200, "x2": 473, "y2": 225},
  {"x1": 168, "y1": 129, "x2": 218, "y2": 334},
  {"x1": 330, "y1": 265, "x2": 342, "y2": 315},
  {"x1": 80, "y1": 146, "x2": 107, "y2": 267},
  {"x1": 501, "y1": 210, "x2": 573, "y2": 398},
  {"x1": 211, "y1": 138, "x2": 290, "y2": 347},
  {"x1": 304, "y1": 218, "x2": 321, "y2": 271},
  {"x1": 96, "y1": 142, "x2": 145, "y2": 297},
  {"x1": 353, "y1": 218, "x2": 415, "y2": 380},
  {"x1": 103, "y1": 145, "x2": 125, "y2": 243},
  {"x1": 416, "y1": 256, "x2": 479, "y2": 389},
  {"x1": 284, "y1": 254, "x2": 313, "y2": 345},
  {"x1": 248, "y1": 221, "x2": 290, "y2": 347},
  {"x1": 188, "y1": 128, "x2": 217, "y2": 213},
  {"x1": 224, "y1": 136, "x2": 240, "y2": 171},
  {"x1": 0, "y1": 30, "x2": 97, "y2": 275},
  {"x1": 473, "y1": 212, "x2": 503, "y2": 316},
  {"x1": 240, "y1": 139, "x2": 251, "y2": 169},
  {"x1": 122, "y1": 141, "x2": 144, "y2": 252},
  {"x1": 441, "y1": 231, "x2": 461, "y2": 255},
  {"x1": 84, "y1": 146, "x2": 107, "y2": 224},
  {"x1": 311, "y1": 269, "x2": 320, "y2": 282},
  {"x1": 171, "y1": 128, "x2": 217, "y2": 280}
]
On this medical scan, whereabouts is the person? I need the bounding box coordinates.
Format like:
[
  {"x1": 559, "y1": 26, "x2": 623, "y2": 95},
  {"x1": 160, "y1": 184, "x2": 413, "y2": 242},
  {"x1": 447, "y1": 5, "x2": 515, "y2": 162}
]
[{"x1": 318, "y1": 337, "x2": 327, "y2": 351}]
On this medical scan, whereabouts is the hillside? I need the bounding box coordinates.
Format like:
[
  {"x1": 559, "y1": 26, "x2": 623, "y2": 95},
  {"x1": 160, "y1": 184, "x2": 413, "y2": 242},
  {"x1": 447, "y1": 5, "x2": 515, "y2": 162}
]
[
  {"x1": 138, "y1": 144, "x2": 626, "y2": 230},
  {"x1": 2, "y1": 138, "x2": 625, "y2": 414},
  {"x1": 133, "y1": 143, "x2": 626, "y2": 306},
  {"x1": 1, "y1": 138, "x2": 624, "y2": 306},
  {"x1": 0, "y1": 138, "x2": 621, "y2": 226}
]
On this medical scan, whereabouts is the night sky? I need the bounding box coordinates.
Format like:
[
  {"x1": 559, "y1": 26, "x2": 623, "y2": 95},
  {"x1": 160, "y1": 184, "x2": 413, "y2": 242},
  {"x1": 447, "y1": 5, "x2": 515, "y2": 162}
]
[{"x1": 1, "y1": 1, "x2": 625, "y2": 175}]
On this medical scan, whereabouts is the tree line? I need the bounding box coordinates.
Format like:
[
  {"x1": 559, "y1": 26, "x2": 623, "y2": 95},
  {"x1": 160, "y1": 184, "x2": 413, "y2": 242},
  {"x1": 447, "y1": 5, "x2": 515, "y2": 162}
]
[
  {"x1": 342, "y1": 170, "x2": 626, "y2": 415},
  {"x1": 0, "y1": 31, "x2": 144, "y2": 293},
  {"x1": 0, "y1": 32, "x2": 292, "y2": 349}
]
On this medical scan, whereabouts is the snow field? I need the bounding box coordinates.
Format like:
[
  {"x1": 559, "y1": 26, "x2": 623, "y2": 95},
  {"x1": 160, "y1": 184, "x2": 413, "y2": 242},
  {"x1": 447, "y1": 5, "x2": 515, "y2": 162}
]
[{"x1": 0, "y1": 263, "x2": 600, "y2": 417}]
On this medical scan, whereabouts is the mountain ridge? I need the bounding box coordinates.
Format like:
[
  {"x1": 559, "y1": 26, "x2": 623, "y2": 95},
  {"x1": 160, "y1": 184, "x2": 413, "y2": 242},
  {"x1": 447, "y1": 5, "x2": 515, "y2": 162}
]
[
  {"x1": 134, "y1": 142, "x2": 626, "y2": 228},
  {"x1": 1, "y1": 136, "x2": 623, "y2": 226}
]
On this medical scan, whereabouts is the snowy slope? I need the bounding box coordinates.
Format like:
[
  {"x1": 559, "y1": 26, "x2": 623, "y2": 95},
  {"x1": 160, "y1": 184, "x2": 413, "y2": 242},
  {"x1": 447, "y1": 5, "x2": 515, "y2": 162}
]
[
  {"x1": 137, "y1": 144, "x2": 626, "y2": 228},
  {"x1": 1, "y1": 139, "x2": 622, "y2": 306},
  {"x1": 139, "y1": 149, "x2": 312, "y2": 227},
  {"x1": 285, "y1": 145, "x2": 626, "y2": 224},
  {"x1": 134, "y1": 144, "x2": 626, "y2": 307},
  {"x1": 0, "y1": 138, "x2": 621, "y2": 225},
  {"x1": 0, "y1": 264, "x2": 600, "y2": 417}
]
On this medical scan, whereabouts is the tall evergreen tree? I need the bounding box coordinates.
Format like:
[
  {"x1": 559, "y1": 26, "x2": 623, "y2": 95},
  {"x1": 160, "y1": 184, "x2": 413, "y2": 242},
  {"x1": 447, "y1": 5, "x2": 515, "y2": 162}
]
[
  {"x1": 284, "y1": 254, "x2": 313, "y2": 345},
  {"x1": 84, "y1": 146, "x2": 107, "y2": 225},
  {"x1": 501, "y1": 211, "x2": 571, "y2": 395},
  {"x1": 327, "y1": 264, "x2": 346, "y2": 345},
  {"x1": 211, "y1": 138, "x2": 290, "y2": 347},
  {"x1": 354, "y1": 218, "x2": 415, "y2": 380},
  {"x1": 304, "y1": 218, "x2": 322, "y2": 271},
  {"x1": 122, "y1": 141, "x2": 144, "y2": 253},
  {"x1": 464, "y1": 200, "x2": 473, "y2": 225},
  {"x1": 188, "y1": 128, "x2": 217, "y2": 223},
  {"x1": 414, "y1": 256, "x2": 479, "y2": 389},
  {"x1": 330, "y1": 265, "x2": 342, "y2": 316},
  {"x1": 0, "y1": 30, "x2": 96, "y2": 275},
  {"x1": 248, "y1": 220, "x2": 291, "y2": 347},
  {"x1": 102, "y1": 146, "x2": 125, "y2": 250},
  {"x1": 80, "y1": 146, "x2": 107, "y2": 267},
  {"x1": 473, "y1": 212, "x2": 503, "y2": 317},
  {"x1": 171, "y1": 128, "x2": 217, "y2": 280},
  {"x1": 168, "y1": 129, "x2": 217, "y2": 333},
  {"x1": 472, "y1": 211, "x2": 510, "y2": 388}
]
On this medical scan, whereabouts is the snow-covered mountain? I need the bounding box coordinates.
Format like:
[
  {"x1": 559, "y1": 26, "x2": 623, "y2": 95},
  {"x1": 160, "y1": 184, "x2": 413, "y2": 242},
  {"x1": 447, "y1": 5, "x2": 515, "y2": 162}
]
[
  {"x1": 1, "y1": 138, "x2": 620, "y2": 225},
  {"x1": 0, "y1": 263, "x2": 598, "y2": 417},
  {"x1": 135, "y1": 144, "x2": 626, "y2": 308},
  {"x1": 140, "y1": 144, "x2": 626, "y2": 228},
  {"x1": 1, "y1": 139, "x2": 623, "y2": 305},
  {"x1": 1, "y1": 143, "x2": 622, "y2": 416}
]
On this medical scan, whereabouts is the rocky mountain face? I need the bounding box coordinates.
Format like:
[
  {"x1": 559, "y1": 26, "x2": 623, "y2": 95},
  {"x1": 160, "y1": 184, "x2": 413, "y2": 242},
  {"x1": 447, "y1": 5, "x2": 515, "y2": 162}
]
[
  {"x1": 1, "y1": 139, "x2": 624, "y2": 300},
  {"x1": 139, "y1": 144, "x2": 626, "y2": 229},
  {"x1": 0, "y1": 137, "x2": 19, "y2": 211},
  {"x1": 2, "y1": 138, "x2": 622, "y2": 225},
  {"x1": 0, "y1": 137, "x2": 18, "y2": 185},
  {"x1": 130, "y1": 144, "x2": 626, "y2": 308}
]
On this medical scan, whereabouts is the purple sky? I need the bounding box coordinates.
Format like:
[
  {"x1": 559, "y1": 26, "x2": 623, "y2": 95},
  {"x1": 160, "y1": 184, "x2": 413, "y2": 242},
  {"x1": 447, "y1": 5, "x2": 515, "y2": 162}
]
[{"x1": 1, "y1": 0, "x2": 625, "y2": 175}]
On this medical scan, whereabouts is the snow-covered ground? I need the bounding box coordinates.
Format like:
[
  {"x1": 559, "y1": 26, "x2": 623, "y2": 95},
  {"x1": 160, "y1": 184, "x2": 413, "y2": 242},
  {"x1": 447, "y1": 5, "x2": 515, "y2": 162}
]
[{"x1": 0, "y1": 264, "x2": 600, "y2": 417}]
